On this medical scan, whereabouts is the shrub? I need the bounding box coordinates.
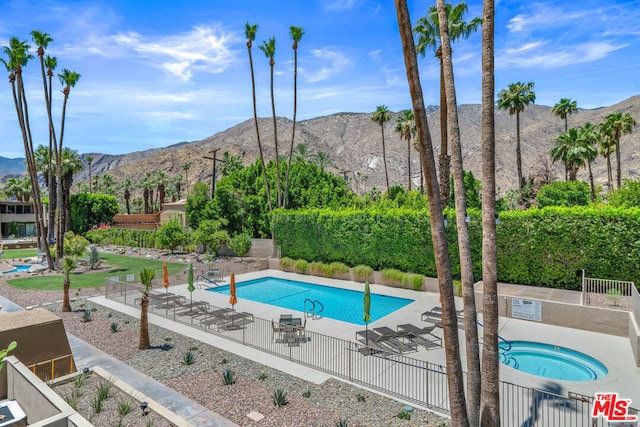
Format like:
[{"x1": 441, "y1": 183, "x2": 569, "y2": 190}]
[
  {"x1": 192, "y1": 219, "x2": 229, "y2": 254},
  {"x1": 302, "y1": 390, "x2": 311, "y2": 398},
  {"x1": 182, "y1": 351, "x2": 196, "y2": 365},
  {"x1": 381, "y1": 268, "x2": 405, "y2": 284},
  {"x1": 81, "y1": 311, "x2": 92, "y2": 323},
  {"x1": 280, "y1": 257, "x2": 295, "y2": 269},
  {"x1": 537, "y1": 181, "x2": 590, "y2": 208},
  {"x1": 222, "y1": 368, "x2": 236, "y2": 385},
  {"x1": 323, "y1": 261, "x2": 349, "y2": 277},
  {"x1": 155, "y1": 219, "x2": 189, "y2": 254},
  {"x1": 405, "y1": 273, "x2": 424, "y2": 291},
  {"x1": 117, "y1": 397, "x2": 134, "y2": 416},
  {"x1": 353, "y1": 264, "x2": 373, "y2": 279},
  {"x1": 294, "y1": 259, "x2": 309, "y2": 273},
  {"x1": 64, "y1": 231, "x2": 90, "y2": 257},
  {"x1": 110, "y1": 322, "x2": 119, "y2": 333},
  {"x1": 356, "y1": 393, "x2": 366, "y2": 402},
  {"x1": 336, "y1": 418, "x2": 349, "y2": 427},
  {"x1": 258, "y1": 373, "x2": 268, "y2": 381},
  {"x1": 272, "y1": 388, "x2": 288, "y2": 406},
  {"x1": 228, "y1": 231, "x2": 252, "y2": 259},
  {"x1": 397, "y1": 410, "x2": 411, "y2": 420},
  {"x1": 87, "y1": 245, "x2": 101, "y2": 269},
  {"x1": 309, "y1": 261, "x2": 324, "y2": 275}
]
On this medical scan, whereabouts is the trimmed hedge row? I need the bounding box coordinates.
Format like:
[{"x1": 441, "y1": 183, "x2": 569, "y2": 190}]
[{"x1": 272, "y1": 206, "x2": 640, "y2": 290}]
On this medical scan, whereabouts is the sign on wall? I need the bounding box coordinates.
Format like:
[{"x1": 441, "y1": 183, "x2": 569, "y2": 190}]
[{"x1": 511, "y1": 298, "x2": 542, "y2": 322}]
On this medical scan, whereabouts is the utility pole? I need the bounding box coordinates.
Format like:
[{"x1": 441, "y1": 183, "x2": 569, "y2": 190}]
[{"x1": 204, "y1": 148, "x2": 221, "y2": 199}]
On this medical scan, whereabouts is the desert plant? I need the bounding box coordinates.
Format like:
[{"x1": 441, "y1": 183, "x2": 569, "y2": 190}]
[
  {"x1": 96, "y1": 381, "x2": 111, "y2": 401},
  {"x1": 606, "y1": 287, "x2": 622, "y2": 306},
  {"x1": 294, "y1": 258, "x2": 309, "y2": 273},
  {"x1": 309, "y1": 261, "x2": 324, "y2": 275},
  {"x1": 81, "y1": 311, "x2": 92, "y2": 323},
  {"x1": 302, "y1": 390, "x2": 311, "y2": 398},
  {"x1": 353, "y1": 264, "x2": 373, "y2": 279},
  {"x1": 324, "y1": 261, "x2": 349, "y2": 277},
  {"x1": 73, "y1": 372, "x2": 88, "y2": 389},
  {"x1": 117, "y1": 397, "x2": 134, "y2": 416},
  {"x1": 406, "y1": 273, "x2": 425, "y2": 291},
  {"x1": 272, "y1": 388, "x2": 288, "y2": 406},
  {"x1": 258, "y1": 373, "x2": 268, "y2": 381},
  {"x1": 222, "y1": 368, "x2": 236, "y2": 385},
  {"x1": 110, "y1": 321, "x2": 119, "y2": 333},
  {"x1": 381, "y1": 268, "x2": 406, "y2": 284},
  {"x1": 336, "y1": 418, "x2": 349, "y2": 427},
  {"x1": 356, "y1": 393, "x2": 366, "y2": 402},
  {"x1": 220, "y1": 358, "x2": 228, "y2": 364},
  {"x1": 182, "y1": 350, "x2": 196, "y2": 365},
  {"x1": 397, "y1": 410, "x2": 411, "y2": 420},
  {"x1": 453, "y1": 279, "x2": 463, "y2": 297},
  {"x1": 189, "y1": 346, "x2": 199, "y2": 351},
  {"x1": 280, "y1": 257, "x2": 295, "y2": 269},
  {"x1": 90, "y1": 307, "x2": 97, "y2": 312},
  {"x1": 64, "y1": 392, "x2": 80, "y2": 410},
  {"x1": 146, "y1": 416, "x2": 156, "y2": 427},
  {"x1": 87, "y1": 245, "x2": 101, "y2": 269}
]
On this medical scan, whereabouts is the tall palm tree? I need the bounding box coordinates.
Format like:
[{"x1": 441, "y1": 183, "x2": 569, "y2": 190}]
[
  {"x1": 496, "y1": 81, "x2": 536, "y2": 189},
  {"x1": 372, "y1": 105, "x2": 392, "y2": 193},
  {"x1": 2, "y1": 37, "x2": 53, "y2": 268},
  {"x1": 292, "y1": 143, "x2": 312, "y2": 163},
  {"x1": 182, "y1": 163, "x2": 191, "y2": 196},
  {"x1": 61, "y1": 256, "x2": 76, "y2": 312},
  {"x1": 394, "y1": 2, "x2": 469, "y2": 424},
  {"x1": 170, "y1": 174, "x2": 185, "y2": 201},
  {"x1": 600, "y1": 112, "x2": 636, "y2": 189},
  {"x1": 312, "y1": 151, "x2": 334, "y2": 172},
  {"x1": 394, "y1": 110, "x2": 416, "y2": 191},
  {"x1": 550, "y1": 128, "x2": 586, "y2": 181},
  {"x1": 258, "y1": 36, "x2": 282, "y2": 208},
  {"x1": 4, "y1": 177, "x2": 28, "y2": 202},
  {"x1": 480, "y1": 0, "x2": 500, "y2": 423},
  {"x1": 56, "y1": 68, "x2": 81, "y2": 263},
  {"x1": 155, "y1": 171, "x2": 169, "y2": 209},
  {"x1": 86, "y1": 155, "x2": 93, "y2": 193},
  {"x1": 551, "y1": 98, "x2": 578, "y2": 133},
  {"x1": 244, "y1": 22, "x2": 272, "y2": 211},
  {"x1": 140, "y1": 173, "x2": 153, "y2": 214},
  {"x1": 61, "y1": 148, "x2": 84, "y2": 233},
  {"x1": 45, "y1": 54, "x2": 58, "y2": 244},
  {"x1": 414, "y1": 2, "x2": 481, "y2": 207},
  {"x1": 122, "y1": 179, "x2": 133, "y2": 214},
  {"x1": 578, "y1": 122, "x2": 600, "y2": 201},
  {"x1": 283, "y1": 26, "x2": 305, "y2": 209},
  {"x1": 138, "y1": 266, "x2": 155, "y2": 349},
  {"x1": 435, "y1": 0, "x2": 480, "y2": 422}
]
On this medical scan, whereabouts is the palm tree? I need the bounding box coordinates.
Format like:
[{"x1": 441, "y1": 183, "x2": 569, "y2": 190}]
[
  {"x1": 61, "y1": 149, "x2": 84, "y2": 233},
  {"x1": 496, "y1": 81, "x2": 536, "y2": 189},
  {"x1": 600, "y1": 112, "x2": 636, "y2": 189},
  {"x1": 312, "y1": 151, "x2": 334, "y2": 172},
  {"x1": 86, "y1": 155, "x2": 93, "y2": 193},
  {"x1": 414, "y1": 2, "x2": 481, "y2": 207},
  {"x1": 182, "y1": 163, "x2": 191, "y2": 196},
  {"x1": 170, "y1": 174, "x2": 185, "y2": 201},
  {"x1": 394, "y1": 2, "x2": 469, "y2": 424},
  {"x1": 434, "y1": 0, "x2": 480, "y2": 422},
  {"x1": 578, "y1": 122, "x2": 599, "y2": 201},
  {"x1": 372, "y1": 105, "x2": 392, "y2": 192},
  {"x1": 551, "y1": 98, "x2": 578, "y2": 133},
  {"x1": 155, "y1": 171, "x2": 169, "y2": 209},
  {"x1": 244, "y1": 22, "x2": 272, "y2": 211},
  {"x1": 394, "y1": 109, "x2": 416, "y2": 191},
  {"x1": 550, "y1": 128, "x2": 585, "y2": 181},
  {"x1": 283, "y1": 26, "x2": 305, "y2": 209},
  {"x1": 258, "y1": 36, "x2": 282, "y2": 208},
  {"x1": 61, "y1": 256, "x2": 76, "y2": 312},
  {"x1": 122, "y1": 179, "x2": 133, "y2": 214},
  {"x1": 138, "y1": 266, "x2": 155, "y2": 349},
  {"x1": 292, "y1": 144, "x2": 312, "y2": 163},
  {"x1": 4, "y1": 177, "x2": 28, "y2": 201},
  {"x1": 480, "y1": 0, "x2": 500, "y2": 423},
  {"x1": 140, "y1": 173, "x2": 153, "y2": 214},
  {"x1": 56, "y1": 68, "x2": 81, "y2": 262}
]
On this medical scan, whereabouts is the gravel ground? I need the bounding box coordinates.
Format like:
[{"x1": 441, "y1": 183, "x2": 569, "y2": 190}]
[{"x1": 0, "y1": 249, "x2": 450, "y2": 427}]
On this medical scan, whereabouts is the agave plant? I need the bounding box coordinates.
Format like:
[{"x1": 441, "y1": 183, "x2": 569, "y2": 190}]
[
  {"x1": 222, "y1": 368, "x2": 236, "y2": 385},
  {"x1": 272, "y1": 388, "x2": 288, "y2": 407}
]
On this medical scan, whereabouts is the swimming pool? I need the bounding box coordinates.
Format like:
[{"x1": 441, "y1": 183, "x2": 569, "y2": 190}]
[
  {"x1": 2, "y1": 265, "x2": 31, "y2": 274},
  {"x1": 208, "y1": 277, "x2": 414, "y2": 325},
  {"x1": 499, "y1": 341, "x2": 608, "y2": 381}
]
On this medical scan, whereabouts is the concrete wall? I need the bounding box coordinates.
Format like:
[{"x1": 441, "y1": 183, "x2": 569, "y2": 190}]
[
  {"x1": 631, "y1": 289, "x2": 640, "y2": 367},
  {"x1": 2, "y1": 356, "x2": 91, "y2": 426}
]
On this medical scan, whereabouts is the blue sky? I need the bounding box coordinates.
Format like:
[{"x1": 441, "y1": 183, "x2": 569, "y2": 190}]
[{"x1": 0, "y1": 0, "x2": 638, "y2": 158}]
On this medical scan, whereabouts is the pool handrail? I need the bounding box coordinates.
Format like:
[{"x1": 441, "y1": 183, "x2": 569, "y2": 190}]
[
  {"x1": 303, "y1": 298, "x2": 324, "y2": 320},
  {"x1": 477, "y1": 321, "x2": 512, "y2": 351},
  {"x1": 196, "y1": 274, "x2": 220, "y2": 289}
]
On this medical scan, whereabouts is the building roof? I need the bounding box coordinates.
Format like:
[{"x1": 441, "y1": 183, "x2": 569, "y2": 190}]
[{"x1": 0, "y1": 308, "x2": 61, "y2": 332}]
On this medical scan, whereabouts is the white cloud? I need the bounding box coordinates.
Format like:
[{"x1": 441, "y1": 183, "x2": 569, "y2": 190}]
[
  {"x1": 324, "y1": 0, "x2": 359, "y2": 11},
  {"x1": 303, "y1": 48, "x2": 352, "y2": 83},
  {"x1": 113, "y1": 25, "x2": 238, "y2": 82},
  {"x1": 506, "y1": 5, "x2": 587, "y2": 33},
  {"x1": 497, "y1": 41, "x2": 627, "y2": 69}
]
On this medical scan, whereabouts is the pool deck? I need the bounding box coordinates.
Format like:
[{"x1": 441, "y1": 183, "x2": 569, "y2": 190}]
[{"x1": 97, "y1": 268, "x2": 640, "y2": 411}]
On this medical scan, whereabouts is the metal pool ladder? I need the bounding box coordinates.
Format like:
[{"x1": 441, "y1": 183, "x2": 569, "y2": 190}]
[{"x1": 304, "y1": 298, "x2": 324, "y2": 320}]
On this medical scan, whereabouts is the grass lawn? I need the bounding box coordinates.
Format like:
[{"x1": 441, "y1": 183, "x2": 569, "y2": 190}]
[
  {"x1": 6, "y1": 253, "x2": 186, "y2": 291},
  {"x1": 2, "y1": 248, "x2": 38, "y2": 259}
]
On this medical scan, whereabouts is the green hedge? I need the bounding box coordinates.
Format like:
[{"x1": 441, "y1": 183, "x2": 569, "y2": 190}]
[
  {"x1": 272, "y1": 206, "x2": 640, "y2": 289},
  {"x1": 85, "y1": 227, "x2": 157, "y2": 248}
]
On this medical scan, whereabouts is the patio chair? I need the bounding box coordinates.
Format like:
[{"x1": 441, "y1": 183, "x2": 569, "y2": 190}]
[
  {"x1": 397, "y1": 323, "x2": 442, "y2": 349},
  {"x1": 355, "y1": 330, "x2": 396, "y2": 354},
  {"x1": 372, "y1": 327, "x2": 418, "y2": 353}
]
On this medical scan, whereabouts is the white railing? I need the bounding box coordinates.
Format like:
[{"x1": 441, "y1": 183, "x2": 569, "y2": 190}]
[{"x1": 582, "y1": 271, "x2": 635, "y2": 311}]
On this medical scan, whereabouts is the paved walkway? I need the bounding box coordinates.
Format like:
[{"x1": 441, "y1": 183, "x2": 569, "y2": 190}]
[{"x1": 0, "y1": 294, "x2": 237, "y2": 427}]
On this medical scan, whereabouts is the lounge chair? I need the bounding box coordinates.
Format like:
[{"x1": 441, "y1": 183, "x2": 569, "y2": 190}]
[
  {"x1": 421, "y1": 308, "x2": 464, "y2": 328},
  {"x1": 397, "y1": 323, "x2": 442, "y2": 349},
  {"x1": 356, "y1": 330, "x2": 396, "y2": 354},
  {"x1": 372, "y1": 327, "x2": 418, "y2": 353}
]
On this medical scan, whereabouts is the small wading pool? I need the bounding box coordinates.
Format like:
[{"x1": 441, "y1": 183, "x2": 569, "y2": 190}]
[
  {"x1": 499, "y1": 340, "x2": 608, "y2": 381},
  {"x1": 2, "y1": 265, "x2": 31, "y2": 274},
  {"x1": 208, "y1": 276, "x2": 414, "y2": 325}
]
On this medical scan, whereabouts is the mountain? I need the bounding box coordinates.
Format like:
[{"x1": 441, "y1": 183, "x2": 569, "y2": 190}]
[
  {"x1": 0, "y1": 157, "x2": 26, "y2": 182},
  {"x1": 3, "y1": 96, "x2": 640, "y2": 196}
]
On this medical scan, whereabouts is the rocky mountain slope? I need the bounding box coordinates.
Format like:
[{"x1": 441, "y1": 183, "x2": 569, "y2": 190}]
[{"x1": 3, "y1": 96, "x2": 639, "y2": 195}]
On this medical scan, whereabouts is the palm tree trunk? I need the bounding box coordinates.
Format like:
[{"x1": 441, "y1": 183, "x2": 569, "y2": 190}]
[
  {"x1": 615, "y1": 138, "x2": 622, "y2": 189},
  {"x1": 406, "y1": 136, "x2": 412, "y2": 191},
  {"x1": 606, "y1": 155, "x2": 613, "y2": 191},
  {"x1": 588, "y1": 160, "x2": 595, "y2": 202},
  {"x1": 247, "y1": 42, "x2": 273, "y2": 211},
  {"x1": 516, "y1": 110, "x2": 523, "y2": 189},
  {"x1": 56, "y1": 92, "x2": 70, "y2": 264},
  {"x1": 269, "y1": 60, "x2": 282, "y2": 208},
  {"x1": 394, "y1": 3, "x2": 469, "y2": 424},
  {"x1": 437, "y1": 52, "x2": 451, "y2": 207},
  {"x1": 480, "y1": 0, "x2": 501, "y2": 423},
  {"x1": 62, "y1": 278, "x2": 72, "y2": 312},
  {"x1": 139, "y1": 297, "x2": 150, "y2": 349},
  {"x1": 435, "y1": 2, "x2": 481, "y2": 423},
  {"x1": 283, "y1": 45, "x2": 299, "y2": 209},
  {"x1": 381, "y1": 125, "x2": 390, "y2": 192}
]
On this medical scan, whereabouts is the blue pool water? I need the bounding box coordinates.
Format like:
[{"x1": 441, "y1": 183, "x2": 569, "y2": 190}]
[
  {"x1": 2, "y1": 265, "x2": 31, "y2": 274},
  {"x1": 208, "y1": 277, "x2": 414, "y2": 325},
  {"x1": 499, "y1": 341, "x2": 608, "y2": 381}
]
